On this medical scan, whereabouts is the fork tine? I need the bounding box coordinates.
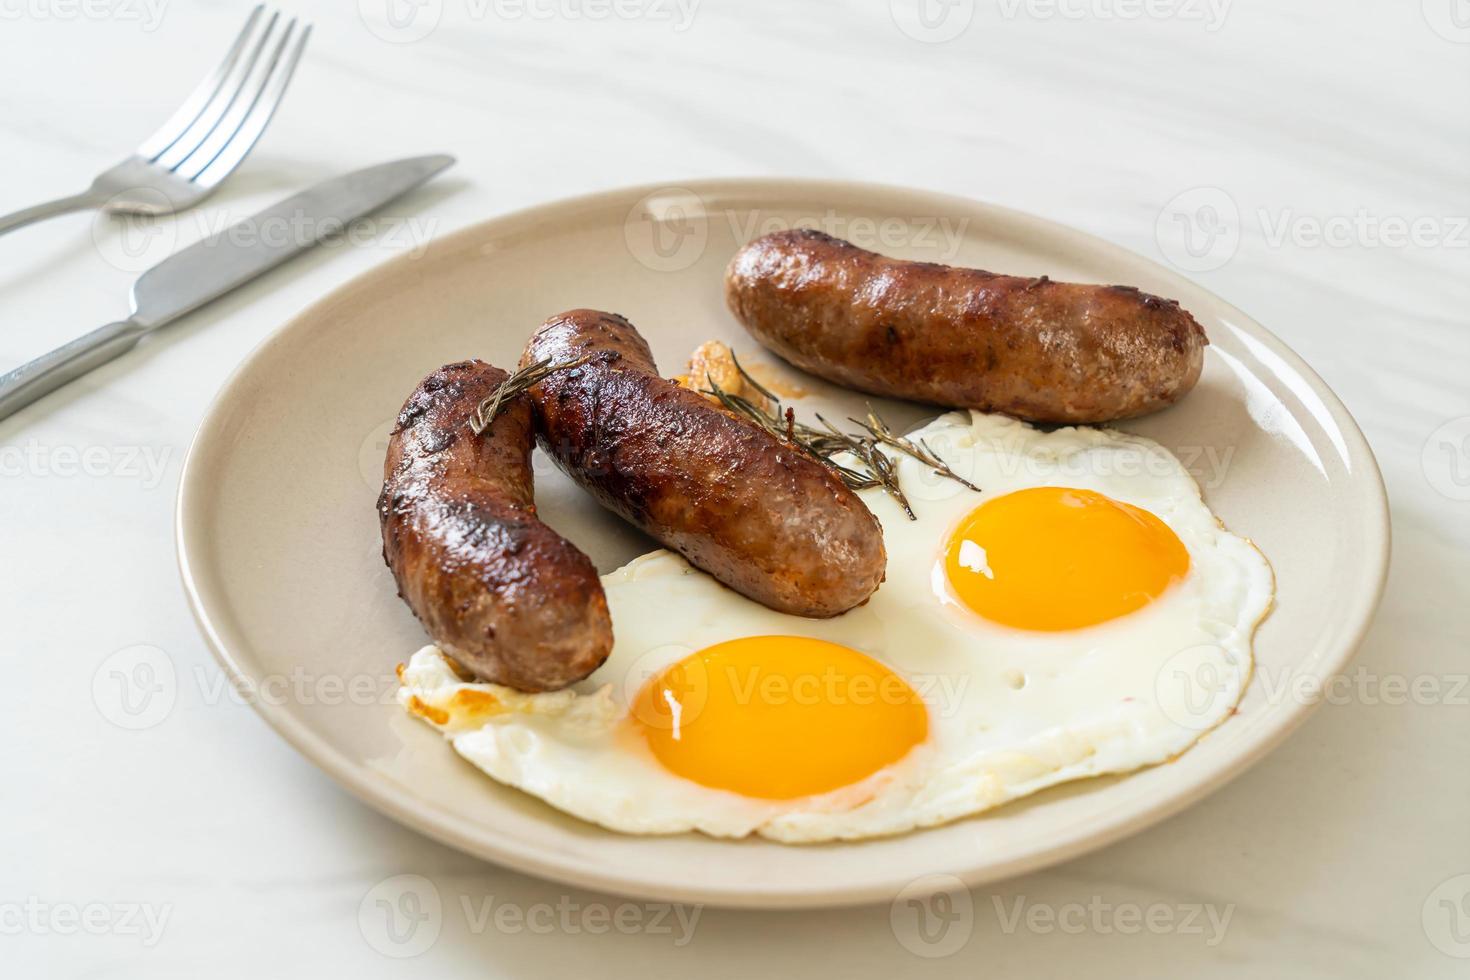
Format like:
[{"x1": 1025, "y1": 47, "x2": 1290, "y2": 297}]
[
  {"x1": 175, "y1": 17, "x2": 300, "y2": 182},
  {"x1": 191, "y1": 23, "x2": 310, "y2": 189},
  {"x1": 136, "y1": 5, "x2": 267, "y2": 162},
  {"x1": 154, "y1": 9, "x2": 279, "y2": 171}
]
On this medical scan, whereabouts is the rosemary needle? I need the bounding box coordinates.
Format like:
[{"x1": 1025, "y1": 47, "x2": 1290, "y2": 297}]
[{"x1": 468, "y1": 354, "x2": 593, "y2": 436}]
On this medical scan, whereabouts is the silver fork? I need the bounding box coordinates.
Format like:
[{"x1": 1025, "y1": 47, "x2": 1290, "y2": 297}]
[{"x1": 0, "y1": 5, "x2": 310, "y2": 238}]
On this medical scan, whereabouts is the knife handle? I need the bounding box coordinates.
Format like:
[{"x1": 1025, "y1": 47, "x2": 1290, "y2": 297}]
[{"x1": 0, "y1": 319, "x2": 147, "y2": 422}]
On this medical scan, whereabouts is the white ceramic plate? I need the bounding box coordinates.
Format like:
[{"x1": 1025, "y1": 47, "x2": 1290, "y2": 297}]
[{"x1": 177, "y1": 179, "x2": 1389, "y2": 909}]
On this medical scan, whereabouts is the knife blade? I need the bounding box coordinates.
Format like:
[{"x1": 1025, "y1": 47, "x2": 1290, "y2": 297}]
[
  {"x1": 0, "y1": 154, "x2": 454, "y2": 422},
  {"x1": 131, "y1": 153, "x2": 454, "y2": 328}
]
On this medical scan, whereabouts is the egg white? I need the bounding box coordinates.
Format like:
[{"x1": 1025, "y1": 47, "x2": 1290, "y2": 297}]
[{"x1": 398, "y1": 411, "x2": 1274, "y2": 842}]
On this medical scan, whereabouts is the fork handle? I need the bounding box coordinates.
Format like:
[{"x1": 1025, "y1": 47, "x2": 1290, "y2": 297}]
[
  {"x1": 0, "y1": 189, "x2": 105, "y2": 237},
  {"x1": 0, "y1": 319, "x2": 147, "y2": 422}
]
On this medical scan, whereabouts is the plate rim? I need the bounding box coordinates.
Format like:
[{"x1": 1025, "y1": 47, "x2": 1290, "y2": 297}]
[{"x1": 175, "y1": 176, "x2": 1391, "y2": 909}]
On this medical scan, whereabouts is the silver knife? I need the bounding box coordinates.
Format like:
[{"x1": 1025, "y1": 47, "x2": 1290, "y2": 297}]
[{"x1": 0, "y1": 154, "x2": 454, "y2": 422}]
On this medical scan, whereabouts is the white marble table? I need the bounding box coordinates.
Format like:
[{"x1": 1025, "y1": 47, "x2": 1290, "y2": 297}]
[{"x1": 4, "y1": 1, "x2": 1467, "y2": 975}]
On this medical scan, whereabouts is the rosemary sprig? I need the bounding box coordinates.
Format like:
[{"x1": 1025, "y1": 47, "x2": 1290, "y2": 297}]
[
  {"x1": 813, "y1": 412, "x2": 913, "y2": 518},
  {"x1": 700, "y1": 356, "x2": 979, "y2": 520},
  {"x1": 468, "y1": 355, "x2": 592, "y2": 436},
  {"x1": 851, "y1": 407, "x2": 981, "y2": 492}
]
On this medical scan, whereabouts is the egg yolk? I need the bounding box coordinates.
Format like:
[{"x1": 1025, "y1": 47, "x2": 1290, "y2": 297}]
[
  {"x1": 631, "y1": 636, "x2": 929, "y2": 800},
  {"x1": 943, "y1": 487, "x2": 1190, "y2": 631}
]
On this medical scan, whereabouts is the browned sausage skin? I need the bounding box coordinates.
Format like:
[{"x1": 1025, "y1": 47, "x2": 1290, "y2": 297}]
[
  {"x1": 378, "y1": 360, "x2": 612, "y2": 692},
  {"x1": 520, "y1": 310, "x2": 886, "y2": 618},
  {"x1": 725, "y1": 229, "x2": 1208, "y2": 424}
]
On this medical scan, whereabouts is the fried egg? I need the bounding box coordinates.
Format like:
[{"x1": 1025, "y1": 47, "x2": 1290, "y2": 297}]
[{"x1": 399, "y1": 412, "x2": 1273, "y2": 842}]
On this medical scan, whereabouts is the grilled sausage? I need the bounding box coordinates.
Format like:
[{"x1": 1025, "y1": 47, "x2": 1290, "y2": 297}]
[
  {"x1": 378, "y1": 360, "x2": 612, "y2": 692},
  {"x1": 520, "y1": 310, "x2": 886, "y2": 618},
  {"x1": 725, "y1": 229, "x2": 1208, "y2": 424}
]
